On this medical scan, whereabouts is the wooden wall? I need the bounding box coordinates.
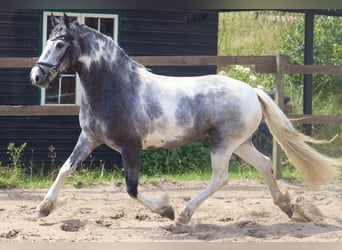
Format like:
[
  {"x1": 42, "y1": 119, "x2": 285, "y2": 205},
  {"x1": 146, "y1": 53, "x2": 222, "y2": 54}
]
[
  {"x1": 0, "y1": 10, "x2": 40, "y2": 105},
  {"x1": 120, "y1": 10, "x2": 218, "y2": 76}
]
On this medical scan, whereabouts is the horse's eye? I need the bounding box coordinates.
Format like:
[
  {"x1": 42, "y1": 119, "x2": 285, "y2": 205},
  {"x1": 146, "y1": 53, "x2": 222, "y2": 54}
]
[{"x1": 56, "y1": 42, "x2": 64, "y2": 49}]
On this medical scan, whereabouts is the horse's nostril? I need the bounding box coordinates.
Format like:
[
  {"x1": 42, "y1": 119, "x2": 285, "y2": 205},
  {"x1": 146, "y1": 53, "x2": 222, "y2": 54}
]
[{"x1": 35, "y1": 75, "x2": 40, "y2": 83}]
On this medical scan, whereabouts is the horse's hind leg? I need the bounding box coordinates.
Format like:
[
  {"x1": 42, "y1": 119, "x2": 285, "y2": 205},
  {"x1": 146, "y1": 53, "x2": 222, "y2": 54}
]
[
  {"x1": 177, "y1": 147, "x2": 233, "y2": 225},
  {"x1": 34, "y1": 131, "x2": 98, "y2": 218},
  {"x1": 234, "y1": 140, "x2": 294, "y2": 218}
]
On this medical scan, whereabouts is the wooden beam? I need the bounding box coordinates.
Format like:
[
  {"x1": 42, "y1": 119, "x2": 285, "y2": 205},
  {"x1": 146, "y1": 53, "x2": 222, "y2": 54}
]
[
  {"x1": 133, "y1": 55, "x2": 276, "y2": 67},
  {"x1": 0, "y1": 57, "x2": 38, "y2": 68},
  {"x1": 303, "y1": 12, "x2": 314, "y2": 136},
  {"x1": 0, "y1": 56, "x2": 277, "y2": 73},
  {"x1": 272, "y1": 55, "x2": 287, "y2": 179},
  {"x1": 286, "y1": 65, "x2": 342, "y2": 75},
  {"x1": 0, "y1": 105, "x2": 79, "y2": 116},
  {"x1": 2, "y1": 56, "x2": 342, "y2": 75},
  {"x1": 289, "y1": 114, "x2": 342, "y2": 125},
  {"x1": 1, "y1": 105, "x2": 341, "y2": 126}
]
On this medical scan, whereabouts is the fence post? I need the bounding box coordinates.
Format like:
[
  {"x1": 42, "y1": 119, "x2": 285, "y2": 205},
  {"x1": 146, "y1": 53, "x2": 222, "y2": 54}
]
[{"x1": 272, "y1": 55, "x2": 288, "y2": 179}]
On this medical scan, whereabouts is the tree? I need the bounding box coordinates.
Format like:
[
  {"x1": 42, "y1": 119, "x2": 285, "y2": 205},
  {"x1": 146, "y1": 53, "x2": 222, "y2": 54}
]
[{"x1": 281, "y1": 14, "x2": 342, "y2": 115}]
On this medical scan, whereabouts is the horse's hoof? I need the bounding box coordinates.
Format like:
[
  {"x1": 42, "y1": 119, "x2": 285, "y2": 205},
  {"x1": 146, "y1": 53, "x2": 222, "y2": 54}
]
[
  {"x1": 34, "y1": 209, "x2": 50, "y2": 218},
  {"x1": 278, "y1": 203, "x2": 294, "y2": 219},
  {"x1": 33, "y1": 200, "x2": 53, "y2": 218},
  {"x1": 286, "y1": 204, "x2": 295, "y2": 218},
  {"x1": 176, "y1": 217, "x2": 189, "y2": 225},
  {"x1": 176, "y1": 211, "x2": 191, "y2": 225},
  {"x1": 160, "y1": 206, "x2": 175, "y2": 220}
]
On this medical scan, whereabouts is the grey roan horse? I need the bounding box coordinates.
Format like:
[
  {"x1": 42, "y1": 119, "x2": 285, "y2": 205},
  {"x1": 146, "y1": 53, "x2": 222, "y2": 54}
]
[{"x1": 30, "y1": 14, "x2": 341, "y2": 225}]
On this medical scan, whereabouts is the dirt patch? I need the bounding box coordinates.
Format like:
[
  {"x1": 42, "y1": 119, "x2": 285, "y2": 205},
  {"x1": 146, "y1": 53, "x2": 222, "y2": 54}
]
[
  {"x1": 61, "y1": 219, "x2": 85, "y2": 232},
  {"x1": 0, "y1": 178, "x2": 342, "y2": 242}
]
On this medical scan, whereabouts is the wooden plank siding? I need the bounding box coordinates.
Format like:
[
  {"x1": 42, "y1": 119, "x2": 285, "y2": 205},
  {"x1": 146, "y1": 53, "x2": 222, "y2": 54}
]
[
  {"x1": 0, "y1": 10, "x2": 40, "y2": 57},
  {"x1": 120, "y1": 10, "x2": 218, "y2": 76},
  {"x1": 0, "y1": 116, "x2": 114, "y2": 168},
  {"x1": 0, "y1": 10, "x2": 219, "y2": 167},
  {"x1": 0, "y1": 10, "x2": 40, "y2": 105}
]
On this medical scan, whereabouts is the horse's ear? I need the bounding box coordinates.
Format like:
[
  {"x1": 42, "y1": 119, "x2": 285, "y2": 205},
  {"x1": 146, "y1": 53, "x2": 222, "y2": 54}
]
[
  {"x1": 50, "y1": 13, "x2": 60, "y2": 27},
  {"x1": 63, "y1": 13, "x2": 70, "y2": 28}
]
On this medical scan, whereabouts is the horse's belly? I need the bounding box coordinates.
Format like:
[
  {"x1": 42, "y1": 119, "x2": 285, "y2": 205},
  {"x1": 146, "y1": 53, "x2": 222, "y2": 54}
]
[{"x1": 142, "y1": 126, "x2": 194, "y2": 150}]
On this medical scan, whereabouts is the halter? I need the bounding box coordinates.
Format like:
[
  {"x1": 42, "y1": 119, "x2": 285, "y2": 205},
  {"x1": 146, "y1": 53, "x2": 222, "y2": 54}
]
[{"x1": 35, "y1": 34, "x2": 74, "y2": 82}]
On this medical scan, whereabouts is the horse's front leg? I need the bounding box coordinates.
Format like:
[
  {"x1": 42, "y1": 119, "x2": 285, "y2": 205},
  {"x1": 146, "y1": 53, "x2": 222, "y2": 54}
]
[
  {"x1": 121, "y1": 147, "x2": 175, "y2": 220},
  {"x1": 34, "y1": 132, "x2": 98, "y2": 218}
]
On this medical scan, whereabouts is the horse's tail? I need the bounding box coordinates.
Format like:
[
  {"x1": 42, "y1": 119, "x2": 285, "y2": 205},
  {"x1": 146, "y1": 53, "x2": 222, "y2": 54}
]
[{"x1": 254, "y1": 88, "x2": 341, "y2": 188}]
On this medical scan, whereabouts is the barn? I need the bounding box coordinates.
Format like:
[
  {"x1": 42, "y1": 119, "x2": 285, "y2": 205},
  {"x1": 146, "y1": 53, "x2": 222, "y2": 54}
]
[{"x1": 0, "y1": 10, "x2": 219, "y2": 168}]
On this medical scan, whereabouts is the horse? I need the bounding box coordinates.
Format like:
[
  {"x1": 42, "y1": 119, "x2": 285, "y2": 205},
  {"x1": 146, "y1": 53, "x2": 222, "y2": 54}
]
[{"x1": 30, "y1": 14, "x2": 341, "y2": 225}]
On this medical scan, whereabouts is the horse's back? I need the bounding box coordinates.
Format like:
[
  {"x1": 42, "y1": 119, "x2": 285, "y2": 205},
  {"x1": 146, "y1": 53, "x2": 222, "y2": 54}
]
[
  {"x1": 140, "y1": 71, "x2": 262, "y2": 150},
  {"x1": 140, "y1": 70, "x2": 257, "y2": 105}
]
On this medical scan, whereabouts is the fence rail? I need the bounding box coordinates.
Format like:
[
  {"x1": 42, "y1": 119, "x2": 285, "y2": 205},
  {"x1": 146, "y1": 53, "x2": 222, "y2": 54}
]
[
  {"x1": 0, "y1": 105, "x2": 79, "y2": 116},
  {"x1": 0, "y1": 55, "x2": 278, "y2": 73},
  {"x1": 3, "y1": 55, "x2": 342, "y2": 74},
  {"x1": 1, "y1": 55, "x2": 341, "y2": 179}
]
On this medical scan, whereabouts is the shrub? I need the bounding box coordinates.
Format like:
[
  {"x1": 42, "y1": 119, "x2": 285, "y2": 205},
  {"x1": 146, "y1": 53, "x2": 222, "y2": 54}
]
[{"x1": 140, "y1": 139, "x2": 211, "y2": 176}]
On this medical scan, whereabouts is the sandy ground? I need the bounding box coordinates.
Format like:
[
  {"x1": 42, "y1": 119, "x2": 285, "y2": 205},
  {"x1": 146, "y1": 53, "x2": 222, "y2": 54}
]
[{"x1": 1, "y1": 178, "x2": 342, "y2": 242}]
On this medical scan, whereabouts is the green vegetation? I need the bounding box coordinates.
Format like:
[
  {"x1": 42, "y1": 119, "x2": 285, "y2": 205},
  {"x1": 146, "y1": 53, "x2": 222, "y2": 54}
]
[
  {"x1": 218, "y1": 11, "x2": 294, "y2": 56},
  {"x1": 218, "y1": 11, "x2": 296, "y2": 91},
  {"x1": 281, "y1": 13, "x2": 342, "y2": 115},
  {"x1": 0, "y1": 141, "x2": 301, "y2": 189},
  {"x1": 1, "y1": 11, "x2": 340, "y2": 189},
  {"x1": 218, "y1": 11, "x2": 342, "y2": 116},
  {"x1": 218, "y1": 11, "x2": 341, "y2": 167}
]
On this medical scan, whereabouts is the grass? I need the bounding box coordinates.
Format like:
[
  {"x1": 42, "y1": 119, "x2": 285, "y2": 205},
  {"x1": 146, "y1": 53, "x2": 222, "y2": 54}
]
[
  {"x1": 0, "y1": 165, "x2": 301, "y2": 189},
  {"x1": 0, "y1": 154, "x2": 303, "y2": 189},
  {"x1": 217, "y1": 11, "x2": 301, "y2": 95},
  {"x1": 218, "y1": 11, "x2": 296, "y2": 56}
]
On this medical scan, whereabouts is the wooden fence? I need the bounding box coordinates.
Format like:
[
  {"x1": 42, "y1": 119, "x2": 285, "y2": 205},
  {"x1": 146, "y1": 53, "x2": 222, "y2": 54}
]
[{"x1": 1, "y1": 55, "x2": 342, "y2": 178}]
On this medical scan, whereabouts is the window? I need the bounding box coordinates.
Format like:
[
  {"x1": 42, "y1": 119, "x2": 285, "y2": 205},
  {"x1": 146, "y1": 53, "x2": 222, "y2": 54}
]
[{"x1": 41, "y1": 11, "x2": 119, "y2": 105}]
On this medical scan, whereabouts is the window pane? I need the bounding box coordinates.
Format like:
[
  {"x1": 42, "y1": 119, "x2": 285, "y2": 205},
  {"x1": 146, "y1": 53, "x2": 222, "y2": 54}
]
[
  {"x1": 100, "y1": 18, "x2": 114, "y2": 37},
  {"x1": 45, "y1": 73, "x2": 76, "y2": 104},
  {"x1": 60, "y1": 75, "x2": 76, "y2": 104},
  {"x1": 46, "y1": 15, "x2": 77, "y2": 39},
  {"x1": 45, "y1": 77, "x2": 59, "y2": 104},
  {"x1": 85, "y1": 17, "x2": 98, "y2": 30},
  {"x1": 85, "y1": 17, "x2": 114, "y2": 38}
]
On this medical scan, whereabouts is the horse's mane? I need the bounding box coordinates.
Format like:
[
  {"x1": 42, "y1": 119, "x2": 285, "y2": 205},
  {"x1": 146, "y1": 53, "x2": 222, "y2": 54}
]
[{"x1": 71, "y1": 21, "x2": 145, "y2": 70}]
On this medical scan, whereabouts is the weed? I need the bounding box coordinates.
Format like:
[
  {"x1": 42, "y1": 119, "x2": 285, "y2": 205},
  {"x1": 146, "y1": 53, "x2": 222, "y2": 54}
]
[
  {"x1": 0, "y1": 142, "x2": 27, "y2": 188},
  {"x1": 7, "y1": 142, "x2": 26, "y2": 169},
  {"x1": 48, "y1": 145, "x2": 57, "y2": 175}
]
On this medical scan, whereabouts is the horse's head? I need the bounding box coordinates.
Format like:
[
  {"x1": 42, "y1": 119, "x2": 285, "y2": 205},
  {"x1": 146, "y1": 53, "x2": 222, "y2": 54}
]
[{"x1": 30, "y1": 13, "x2": 79, "y2": 88}]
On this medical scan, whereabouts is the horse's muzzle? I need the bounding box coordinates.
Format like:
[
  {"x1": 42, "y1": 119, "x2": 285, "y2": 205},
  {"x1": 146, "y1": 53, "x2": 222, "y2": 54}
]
[{"x1": 30, "y1": 65, "x2": 50, "y2": 88}]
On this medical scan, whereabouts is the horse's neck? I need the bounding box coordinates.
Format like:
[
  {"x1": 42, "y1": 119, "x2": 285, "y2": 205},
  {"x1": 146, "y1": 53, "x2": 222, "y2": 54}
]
[{"x1": 76, "y1": 40, "x2": 141, "y2": 108}]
